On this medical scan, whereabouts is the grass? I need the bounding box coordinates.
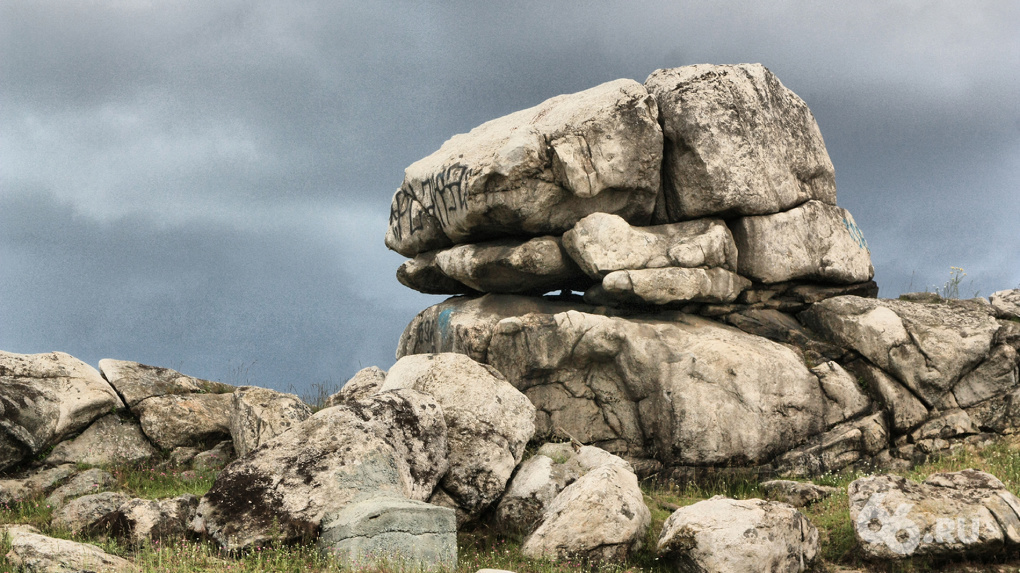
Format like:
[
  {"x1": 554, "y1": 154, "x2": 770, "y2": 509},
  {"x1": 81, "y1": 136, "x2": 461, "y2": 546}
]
[{"x1": 6, "y1": 440, "x2": 1020, "y2": 572}]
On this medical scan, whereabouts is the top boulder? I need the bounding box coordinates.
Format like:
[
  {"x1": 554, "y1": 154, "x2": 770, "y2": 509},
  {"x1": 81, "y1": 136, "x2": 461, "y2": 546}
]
[
  {"x1": 385, "y1": 79, "x2": 663, "y2": 257},
  {"x1": 645, "y1": 63, "x2": 836, "y2": 221}
]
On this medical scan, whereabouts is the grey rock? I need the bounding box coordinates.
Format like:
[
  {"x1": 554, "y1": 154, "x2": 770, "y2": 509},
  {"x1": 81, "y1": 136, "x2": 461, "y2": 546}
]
[
  {"x1": 562, "y1": 213, "x2": 738, "y2": 278},
  {"x1": 433, "y1": 235, "x2": 590, "y2": 295},
  {"x1": 595, "y1": 267, "x2": 751, "y2": 306},
  {"x1": 385, "y1": 78, "x2": 662, "y2": 257},
  {"x1": 191, "y1": 440, "x2": 235, "y2": 471},
  {"x1": 318, "y1": 495, "x2": 457, "y2": 570},
  {"x1": 849, "y1": 470, "x2": 1020, "y2": 559},
  {"x1": 522, "y1": 463, "x2": 650, "y2": 563},
  {"x1": 724, "y1": 308, "x2": 848, "y2": 361},
  {"x1": 1, "y1": 351, "x2": 124, "y2": 472},
  {"x1": 381, "y1": 353, "x2": 535, "y2": 523},
  {"x1": 761, "y1": 480, "x2": 839, "y2": 508},
  {"x1": 954, "y1": 344, "x2": 1019, "y2": 408},
  {"x1": 811, "y1": 361, "x2": 871, "y2": 428},
  {"x1": 657, "y1": 496, "x2": 819, "y2": 573},
  {"x1": 167, "y1": 446, "x2": 201, "y2": 467},
  {"x1": 645, "y1": 63, "x2": 835, "y2": 221},
  {"x1": 230, "y1": 386, "x2": 312, "y2": 457},
  {"x1": 134, "y1": 392, "x2": 233, "y2": 450},
  {"x1": 98, "y1": 358, "x2": 234, "y2": 409},
  {"x1": 853, "y1": 361, "x2": 928, "y2": 434},
  {"x1": 0, "y1": 464, "x2": 77, "y2": 505},
  {"x1": 190, "y1": 389, "x2": 448, "y2": 551},
  {"x1": 909, "y1": 410, "x2": 978, "y2": 442},
  {"x1": 325, "y1": 366, "x2": 388, "y2": 408},
  {"x1": 730, "y1": 200, "x2": 874, "y2": 284},
  {"x1": 51, "y1": 491, "x2": 132, "y2": 533},
  {"x1": 44, "y1": 468, "x2": 116, "y2": 509},
  {"x1": 1, "y1": 524, "x2": 134, "y2": 572},
  {"x1": 44, "y1": 414, "x2": 158, "y2": 467},
  {"x1": 990, "y1": 289, "x2": 1020, "y2": 320},
  {"x1": 397, "y1": 250, "x2": 476, "y2": 295},
  {"x1": 801, "y1": 296, "x2": 1001, "y2": 407},
  {"x1": 94, "y1": 494, "x2": 199, "y2": 543},
  {"x1": 775, "y1": 413, "x2": 888, "y2": 478}
]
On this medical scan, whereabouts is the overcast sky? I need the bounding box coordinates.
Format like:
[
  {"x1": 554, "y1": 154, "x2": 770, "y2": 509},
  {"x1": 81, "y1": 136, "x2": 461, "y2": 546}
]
[{"x1": 1, "y1": 1, "x2": 1017, "y2": 396}]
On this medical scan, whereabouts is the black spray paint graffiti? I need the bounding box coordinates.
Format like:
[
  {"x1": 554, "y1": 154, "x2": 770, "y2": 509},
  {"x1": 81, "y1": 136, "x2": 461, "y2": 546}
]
[
  {"x1": 842, "y1": 217, "x2": 869, "y2": 253},
  {"x1": 388, "y1": 163, "x2": 477, "y2": 242}
]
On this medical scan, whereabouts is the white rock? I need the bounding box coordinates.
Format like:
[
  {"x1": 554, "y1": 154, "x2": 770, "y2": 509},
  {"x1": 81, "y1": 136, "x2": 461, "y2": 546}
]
[
  {"x1": 325, "y1": 366, "x2": 388, "y2": 408},
  {"x1": 95, "y1": 494, "x2": 199, "y2": 544},
  {"x1": 521, "y1": 463, "x2": 650, "y2": 563},
  {"x1": 657, "y1": 496, "x2": 819, "y2": 572},
  {"x1": 645, "y1": 63, "x2": 836, "y2": 221},
  {"x1": 98, "y1": 358, "x2": 234, "y2": 408},
  {"x1": 230, "y1": 386, "x2": 312, "y2": 457},
  {"x1": 990, "y1": 289, "x2": 1020, "y2": 320},
  {"x1": 1, "y1": 351, "x2": 124, "y2": 471},
  {"x1": 810, "y1": 361, "x2": 871, "y2": 428},
  {"x1": 0, "y1": 465, "x2": 77, "y2": 506},
  {"x1": 2, "y1": 524, "x2": 134, "y2": 572},
  {"x1": 134, "y1": 392, "x2": 234, "y2": 450},
  {"x1": 381, "y1": 353, "x2": 535, "y2": 522},
  {"x1": 190, "y1": 389, "x2": 449, "y2": 551},
  {"x1": 397, "y1": 250, "x2": 475, "y2": 295},
  {"x1": 385, "y1": 79, "x2": 662, "y2": 257},
  {"x1": 597, "y1": 267, "x2": 751, "y2": 306},
  {"x1": 730, "y1": 201, "x2": 874, "y2": 284},
  {"x1": 50, "y1": 491, "x2": 131, "y2": 533},
  {"x1": 761, "y1": 480, "x2": 839, "y2": 508},
  {"x1": 562, "y1": 213, "x2": 738, "y2": 278},
  {"x1": 44, "y1": 468, "x2": 116, "y2": 509},
  {"x1": 433, "y1": 235, "x2": 588, "y2": 294},
  {"x1": 44, "y1": 414, "x2": 158, "y2": 467}
]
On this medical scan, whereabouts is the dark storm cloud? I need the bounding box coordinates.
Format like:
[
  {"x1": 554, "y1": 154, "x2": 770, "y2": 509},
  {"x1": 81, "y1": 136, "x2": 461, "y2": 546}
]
[{"x1": 1, "y1": 1, "x2": 1017, "y2": 394}]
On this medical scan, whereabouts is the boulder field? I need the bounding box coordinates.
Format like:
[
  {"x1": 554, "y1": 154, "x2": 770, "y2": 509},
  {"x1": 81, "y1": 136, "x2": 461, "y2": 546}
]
[{"x1": 3, "y1": 62, "x2": 1020, "y2": 570}]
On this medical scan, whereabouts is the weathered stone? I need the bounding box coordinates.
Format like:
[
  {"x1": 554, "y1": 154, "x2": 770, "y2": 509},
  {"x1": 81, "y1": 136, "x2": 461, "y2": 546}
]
[
  {"x1": 811, "y1": 361, "x2": 871, "y2": 428},
  {"x1": 134, "y1": 392, "x2": 233, "y2": 450},
  {"x1": 761, "y1": 480, "x2": 839, "y2": 508},
  {"x1": 954, "y1": 345, "x2": 1019, "y2": 408},
  {"x1": 852, "y1": 361, "x2": 928, "y2": 434},
  {"x1": 775, "y1": 413, "x2": 888, "y2": 478},
  {"x1": 318, "y1": 495, "x2": 457, "y2": 570},
  {"x1": 496, "y1": 443, "x2": 630, "y2": 534},
  {"x1": 522, "y1": 463, "x2": 649, "y2": 563},
  {"x1": 190, "y1": 389, "x2": 448, "y2": 551},
  {"x1": 325, "y1": 366, "x2": 388, "y2": 408},
  {"x1": 432, "y1": 236, "x2": 590, "y2": 294},
  {"x1": 94, "y1": 494, "x2": 199, "y2": 543},
  {"x1": 645, "y1": 63, "x2": 835, "y2": 222},
  {"x1": 802, "y1": 296, "x2": 1001, "y2": 407},
  {"x1": 849, "y1": 470, "x2": 1020, "y2": 559},
  {"x1": 385, "y1": 79, "x2": 662, "y2": 257},
  {"x1": 657, "y1": 496, "x2": 819, "y2": 573},
  {"x1": 990, "y1": 289, "x2": 1020, "y2": 320},
  {"x1": 401, "y1": 295, "x2": 838, "y2": 468},
  {"x1": 595, "y1": 267, "x2": 751, "y2": 306},
  {"x1": 562, "y1": 213, "x2": 738, "y2": 278},
  {"x1": 397, "y1": 250, "x2": 475, "y2": 295},
  {"x1": 98, "y1": 358, "x2": 234, "y2": 408},
  {"x1": 44, "y1": 414, "x2": 157, "y2": 467},
  {"x1": 909, "y1": 410, "x2": 979, "y2": 442},
  {"x1": 50, "y1": 491, "x2": 132, "y2": 533},
  {"x1": 230, "y1": 386, "x2": 312, "y2": 457},
  {"x1": 724, "y1": 308, "x2": 848, "y2": 361},
  {"x1": 1, "y1": 351, "x2": 124, "y2": 472},
  {"x1": 2, "y1": 524, "x2": 134, "y2": 572},
  {"x1": 730, "y1": 201, "x2": 874, "y2": 284},
  {"x1": 44, "y1": 468, "x2": 116, "y2": 509},
  {"x1": 191, "y1": 440, "x2": 235, "y2": 471},
  {"x1": 167, "y1": 446, "x2": 201, "y2": 467},
  {"x1": 0, "y1": 465, "x2": 77, "y2": 506},
  {"x1": 381, "y1": 353, "x2": 535, "y2": 522}
]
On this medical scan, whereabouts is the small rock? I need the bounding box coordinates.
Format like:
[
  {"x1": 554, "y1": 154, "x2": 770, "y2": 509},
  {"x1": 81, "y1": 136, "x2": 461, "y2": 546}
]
[
  {"x1": 94, "y1": 494, "x2": 199, "y2": 543},
  {"x1": 657, "y1": 496, "x2": 819, "y2": 573},
  {"x1": 44, "y1": 468, "x2": 116, "y2": 509},
  {"x1": 230, "y1": 386, "x2": 312, "y2": 457},
  {"x1": 760, "y1": 480, "x2": 838, "y2": 507},
  {"x1": 2, "y1": 523, "x2": 134, "y2": 572},
  {"x1": 191, "y1": 440, "x2": 235, "y2": 471},
  {"x1": 0, "y1": 464, "x2": 77, "y2": 505},
  {"x1": 134, "y1": 392, "x2": 233, "y2": 450},
  {"x1": 990, "y1": 289, "x2": 1020, "y2": 320},
  {"x1": 434, "y1": 236, "x2": 590, "y2": 294},
  {"x1": 324, "y1": 366, "x2": 388, "y2": 408},
  {"x1": 44, "y1": 413, "x2": 158, "y2": 467},
  {"x1": 318, "y1": 495, "x2": 457, "y2": 570},
  {"x1": 51, "y1": 491, "x2": 131, "y2": 533},
  {"x1": 397, "y1": 250, "x2": 476, "y2": 295},
  {"x1": 596, "y1": 267, "x2": 751, "y2": 306}
]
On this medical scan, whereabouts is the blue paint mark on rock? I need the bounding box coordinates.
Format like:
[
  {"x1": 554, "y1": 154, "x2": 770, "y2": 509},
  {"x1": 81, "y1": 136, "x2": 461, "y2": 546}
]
[
  {"x1": 842, "y1": 217, "x2": 869, "y2": 252},
  {"x1": 437, "y1": 308, "x2": 454, "y2": 340}
]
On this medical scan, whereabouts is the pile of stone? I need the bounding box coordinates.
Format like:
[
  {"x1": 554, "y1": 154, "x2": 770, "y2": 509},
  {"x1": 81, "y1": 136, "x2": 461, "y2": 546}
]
[
  {"x1": 389, "y1": 63, "x2": 1020, "y2": 483},
  {"x1": 389, "y1": 63, "x2": 876, "y2": 312}
]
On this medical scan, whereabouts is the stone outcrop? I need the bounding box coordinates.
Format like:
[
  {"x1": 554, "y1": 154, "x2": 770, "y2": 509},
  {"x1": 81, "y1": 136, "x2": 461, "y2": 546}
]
[
  {"x1": 1, "y1": 351, "x2": 124, "y2": 472},
  {"x1": 433, "y1": 236, "x2": 590, "y2": 294},
  {"x1": 657, "y1": 496, "x2": 819, "y2": 572},
  {"x1": 385, "y1": 78, "x2": 662, "y2": 257},
  {"x1": 98, "y1": 358, "x2": 234, "y2": 408},
  {"x1": 190, "y1": 389, "x2": 449, "y2": 551},
  {"x1": 521, "y1": 462, "x2": 649, "y2": 563},
  {"x1": 324, "y1": 366, "x2": 388, "y2": 407},
  {"x1": 230, "y1": 386, "x2": 312, "y2": 457},
  {"x1": 134, "y1": 392, "x2": 234, "y2": 450},
  {"x1": 849, "y1": 469, "x2": 1020, "y2": 559},
  {"x1": 318, "y1": 495, "x2": 457, "y2": 569},
  {"x1": 381, "y1": 353, "x2": 535, "y2": 523},
  {"x1": 644, "y1": 63, "x2": 835, "y2": 221},
  {"x1": 991, "y1": 289, "x2": 1020, "y2": 320}
]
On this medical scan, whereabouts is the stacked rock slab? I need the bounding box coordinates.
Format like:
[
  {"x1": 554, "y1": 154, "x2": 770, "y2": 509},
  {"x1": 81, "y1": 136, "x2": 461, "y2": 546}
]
[{"x1": 387, "y1": 62, "x2": 1020, "y2": 478}]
